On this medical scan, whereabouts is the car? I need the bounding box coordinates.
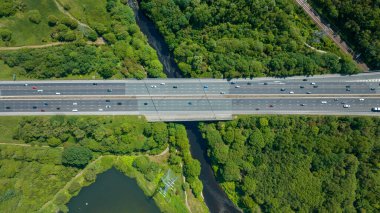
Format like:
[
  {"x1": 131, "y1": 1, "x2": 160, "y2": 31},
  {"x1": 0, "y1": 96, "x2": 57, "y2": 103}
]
[
  {"x1": 32, "y1": 86, "x2": 37, "y2": 89},
  {"x1": 5, "y1": 106, "x2": 11, "y2": 109},
  {"x1": 106, "y1": 100, "x2": 110, "y2": 102},
  {"x1": 72, "y1": 109, "x2": 78, "y2": 112},
  {"x1": 203, "y1": 85, "x2": 208, "y2": 88},
  {"x1": 56, "y1": 107, "x2": 60, "y2": 110},
  {"x1": 230, "y1": 82, "x2": 236, "y2": 85},
  {"x1": 24, "y1": 83, "x2": 28, "y2": 86},
  {"x1": 359, "y1": 98, "x2": 365, "y2": 101},
  {"x1": 235, "y1": 85, "x2": 240, "y2": 88},
  {"x1": 220, "y1": 91, "x2": 225, "y2": 94},
  {"x1": 107, "y1": 88, "x2": 113, "y2": 92},
  {"x1": 334, "y1": 98, "x2": 339, "y2": 101},
  {"x1": 303, "y1": 79, "x2": 308, "y2": 81},
  {"x1": 55, "y1": 92, "x2": 61, "y2": 95},
  {"x1": 289, "y1": 91, "x2": 294, "y2": 94},
  {"x1": 41, "y1": 109, "x2": 45, "y2": 112},
  {"x1": 343, "y1": 104, "x2": 350, "y2": 108},
  {"x1": 106, "y1": 105, "x2": 111, "y2": 108},
  {"x1": 341, "y1": 101, "x2": 346, "y2": 104},
  {"x1": 93, "y1": 83, "x2": 98, "y2": 85},
  {"x1": 306, "y1": 91, "x2": 312, "y2": 94},
  {"x1": 98, "y1": 109, "x2": 103, "y2": 111},
  {"x1": 43, "y1": 102, "x2": 48, "y2": 106},
  {"x1": 300, "y1": 85, "x2": 305, "y2": 89},
  {"x1": 321, "y1": 101, "x2": 327, "y2": 104},
  {"x1": 188, "y1": 102, "x2": 192, "y2": 105},
  {"x1": 313, "y1": 85, "x2": 318, "y2": 88},
  {"x1": 300, "y1": 103, "x2": 306, "y2": 106},
  {"x1": 160, "y1": 82, "x2": 166, "y2": 85},
  {"x1": 73, "y1": 102, "x2": 78, "y2": 105},
  {"x1": 255, "y1": 108, "x2": 260, "y2": 110},
  {"x1": 280, "y1": 88, "x2": 285, "y2": 91},
  {"x1": 151, "y1": 85, "x2": 157, "y2": 88},
  {"x1": 346, "y1": 88, "x2": 351, "y2": 91},
  {"x1": 173, "y1": 86, "x2": 178, "y2": 88},
  {"x1": 32, "y1": 106, "x2": 37, "y2": 109},
  {"x1": 37, "y1": 89, "x2": 43, "y2": 93},
  {"x1": 310, "y1": 82, "x2": 316, "y2": 85},
  {"x1": 370, "y1": 88, "x2": 375, "y2": 91},
  {"x1": 269, "y1": 104, "x2": 274, "y2": 108},
  {"x1": 371, "y1": 107, "x2": 380, "y2": 112},
  {"x1": 264, "y1": 82, "x2": 268, "y2": 85},
  {"x1": 346, "y1": 85, "x2": 351, "y2": 88},
  {"x1": 247, "y1": 82, "x2": 252, "y2": 85},
  {"x1": 144, "y1": 102, "x2": 148, "y2": 105},
  {"x1": 117, "y1": 102, "x2": 122, "y2": 105}
]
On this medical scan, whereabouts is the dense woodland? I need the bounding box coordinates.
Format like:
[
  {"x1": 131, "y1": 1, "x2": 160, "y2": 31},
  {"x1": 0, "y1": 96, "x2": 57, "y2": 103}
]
[
  {"x1": 200, "y1": 116, "x2": 380, "y2": 212},
  {"x1": 140, "y1": 0, "x2": 359, "y2": 78},
  {"x1": 310, "y1": 0, "x2": 380, "y2": 69}
]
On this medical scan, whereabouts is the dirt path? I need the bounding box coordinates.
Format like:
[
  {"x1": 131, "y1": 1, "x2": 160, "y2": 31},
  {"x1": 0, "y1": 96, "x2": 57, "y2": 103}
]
[
  {"x1": 294, "y1": 0, "x2": 369, "y2": 71},
  {"x1": 0, "y1": 39, "x2": 105, "y2": 51},
  {"x1": 0, "y1": 142, "x2": 63, "y2": 149},
  {"x1": 54, "y1": 0, "x2": 92, "y2": 31}
]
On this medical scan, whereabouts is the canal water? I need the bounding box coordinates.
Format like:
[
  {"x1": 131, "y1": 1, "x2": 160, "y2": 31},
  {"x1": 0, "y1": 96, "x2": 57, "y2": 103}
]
[
  {"x1": 128, "y1": 0, "x2": 183, "y2": 78},
  {"x1": 184, "y1": 122, "x2": 241, "y2": 213},
  {"x1": 67, "y1": 168, "x2": 160, "y2": 213}
]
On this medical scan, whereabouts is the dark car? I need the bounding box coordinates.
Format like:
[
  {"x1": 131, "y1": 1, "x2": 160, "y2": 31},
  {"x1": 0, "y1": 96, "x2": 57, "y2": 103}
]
[
  {"x1": 41, "y1": 109, "x2": 45, "y2": 112},
  {"x1": 93, "y1": 83, "x2": 98, "y2": 85},
  {"x1": 303, "y1": 79, "x2": 308, "y2": 81},
  {"x1": 300, "y1": 103, "x2": 306, "y2": 106},
  {"x1": 269, "y1": 104, "x2": 274, "y2": 108},
  {"x1": 173, "y1": 86, "x2": 178, "y2": 88},
  {"x1": 188, "y1": 102, "x2": 192, "y2": 105},
  {"x1": 247, "y1": 82, "x2": 252, "y2": 85},
  {"x1": 144, "y1": 102, "x2": 148, "y2": 105},
  {"x1": 346, "y1": 88, "x2": 351, "y2": 91},
  {"x1": 107, "y1": 89, "x2": 113, "y2": 92},
  {"x1": 56, "y1": 107, "x2": 60, "y2": 110},
  {"x1": 264, "y1": 82, "x2": 268, "y2": 85},
  {"x1": 32, "y1": 106, "x2": 37, "y2": 109},
  {"x1": 370, "y1": 88, "x2": 375, "y2": 91},
  {"x1": 117, "y1": 102, "x2": 122, "y2": 105},
  {"x1": 106, "y1": 100, "x2": 110, "y2": 102},
  {"x1": 280, "y1": 88, "x2": 286, "y2": 91},
  {"x1": 300, "y1": 85, "x2": 304, "y2": 88},
  {"x1": 44, "y1": 102, "x2": 48, "y2": 106},
  {"x1": 313, "y1": 85, "x2": 318, "y2": 88},
  {"x1": 5, "y1": 106, "x2": 11, "y2": 109}
]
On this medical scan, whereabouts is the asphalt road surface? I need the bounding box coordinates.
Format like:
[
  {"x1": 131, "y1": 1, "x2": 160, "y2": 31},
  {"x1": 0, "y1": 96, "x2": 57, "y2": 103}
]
[{"x1": 1, "y1": 73, "x2": 380, "y2": 121}]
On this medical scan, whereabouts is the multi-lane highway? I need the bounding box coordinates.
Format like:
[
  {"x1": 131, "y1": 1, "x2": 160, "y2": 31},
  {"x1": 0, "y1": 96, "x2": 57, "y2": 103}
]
[{"x1": 1, "y1": 73, "x2": 380, "y2": 121}]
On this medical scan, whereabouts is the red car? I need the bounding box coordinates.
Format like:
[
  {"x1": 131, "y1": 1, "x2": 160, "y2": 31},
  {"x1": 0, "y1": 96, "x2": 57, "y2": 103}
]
[{"x1": 32, "y1": 86, "x2": 37, "y2": 89}]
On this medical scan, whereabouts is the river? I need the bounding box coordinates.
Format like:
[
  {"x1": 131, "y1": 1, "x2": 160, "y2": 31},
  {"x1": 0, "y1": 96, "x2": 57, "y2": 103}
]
[
  {"x1": 127, "y1": 0, "x2": 240, "y2": 212},
  {"x1": 67, "y1": 168, "x2": 160, "y2": 213}
]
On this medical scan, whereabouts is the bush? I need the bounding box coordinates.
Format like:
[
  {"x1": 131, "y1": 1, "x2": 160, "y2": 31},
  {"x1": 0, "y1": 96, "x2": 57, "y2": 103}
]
[
  {"x1": 0, "y1": 28, "x2": 12, "y2": 41},
  {"x1": 28, "y1": 10, "x2": 41, "y2": 24},
  {"x1": 61, "y1": 17, "x2": 78, "y2": 30},
  {"x1": 85, "y1": 30, "x2": 98, "y2": 42},
  {"x1": 68, "y1": 181, "x2": 81, "y2": 194},
  {"x1": 47, "y1": 137, "x2": 61, "y2": 147},
  {"x1": 48, "y1": 15, "x2": 59, "y2": 27},
  {"x1": 62, "y1": 146, "x2": 92, "y2": 168}
]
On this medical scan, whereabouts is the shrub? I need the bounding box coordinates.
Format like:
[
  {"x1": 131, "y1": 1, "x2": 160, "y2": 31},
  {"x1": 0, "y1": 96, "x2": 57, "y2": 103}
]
[
  {"x1": 28, "y1": 10, "x2": 41, "y2": 24},
  {"x1": 62, "y1": 146, "x2": 92, "y2": 168},
  {"x1": 48, "y1": 15, "x2": 59, "y2": 27}
]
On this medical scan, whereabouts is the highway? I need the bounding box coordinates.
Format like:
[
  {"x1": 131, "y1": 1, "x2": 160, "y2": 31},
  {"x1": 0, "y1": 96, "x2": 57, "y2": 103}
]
[{"x1": 1, "y1": 73, "x2": 380, "y2": 121}]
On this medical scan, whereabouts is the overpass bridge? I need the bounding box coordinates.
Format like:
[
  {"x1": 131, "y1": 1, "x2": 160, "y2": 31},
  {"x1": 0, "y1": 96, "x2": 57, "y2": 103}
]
[{"x1": 0, "y1": 73, "x2": 380, "y2": 121}]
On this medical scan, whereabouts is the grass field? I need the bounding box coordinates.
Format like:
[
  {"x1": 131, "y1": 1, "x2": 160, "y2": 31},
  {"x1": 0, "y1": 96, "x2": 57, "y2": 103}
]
[
  {"x1": 57, "y1": 0, "x2": 111, "y2": 27},
  {"x1": 0, "y1": 0, "x2": 69, "y2": 46},
  {"x1": 0, "y1": 116, "x2": 23, "y2": 143}
]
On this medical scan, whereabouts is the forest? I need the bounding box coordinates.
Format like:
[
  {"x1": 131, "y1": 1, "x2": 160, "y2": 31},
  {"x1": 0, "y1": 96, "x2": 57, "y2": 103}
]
[
  {"x1": 0, "y1": 0, "x2": 165, "y2": 79},
  {"x1": 310, "y1": 0, "x2": 380, "y2": 70},
  {"x1": 200, "y1": 116, "x2": 380, "y2": 212},
  {"x1": 140, "y1": 0, "x2": 359, "y2": 78}
]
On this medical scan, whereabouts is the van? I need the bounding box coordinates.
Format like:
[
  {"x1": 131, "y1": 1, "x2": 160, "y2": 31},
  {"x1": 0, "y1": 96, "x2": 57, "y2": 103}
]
[{"x1": 37, "y1": 89, "x2": 43, "y2": 93}]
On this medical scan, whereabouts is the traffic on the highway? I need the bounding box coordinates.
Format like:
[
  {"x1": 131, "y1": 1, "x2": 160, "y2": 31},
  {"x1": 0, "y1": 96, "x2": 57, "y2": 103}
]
[{"x1": 0, "y1": 73, "x2": 380, "y2": 120}]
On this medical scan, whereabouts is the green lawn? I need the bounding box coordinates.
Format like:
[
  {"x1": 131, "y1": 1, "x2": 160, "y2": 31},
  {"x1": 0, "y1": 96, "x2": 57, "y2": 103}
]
[
  {"x1": 57, "y1": 0, "x2": 111, "y2": 27},
  {"x1": 0, "y1": 0, "x2": 68, "y2": 46},
  {"x1": 0, "y1": 116, "x2": 23, "y2": 143}
]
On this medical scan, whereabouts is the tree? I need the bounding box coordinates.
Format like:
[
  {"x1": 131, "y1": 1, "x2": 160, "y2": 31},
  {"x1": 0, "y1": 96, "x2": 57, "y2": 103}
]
[
  {"x1": 62, "y1": 146, "x2": 92, "y2": 168},
  {"x1": 47, "y1": 137, "x2": 61, "y2": 147},
  {"x1": 61, "y1": 17, "x2": 78, "y2": 30},
  {"x1": 184, "y1": 159, "x2": 201, "y2": 179},
  {"x1": 0, "y1": 29, "x2": 12, "y2": 41}
]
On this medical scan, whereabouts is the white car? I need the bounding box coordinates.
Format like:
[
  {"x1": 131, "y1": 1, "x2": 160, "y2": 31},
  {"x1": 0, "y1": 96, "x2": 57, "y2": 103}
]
[
  {"x1": 220, "y1": 91, "x2": 225, "y2": 94},
  {"x1": 98, "y1": 109, "x2": 103, "y2": 111},
  {"x1": 343, "y1": 104, "x2": 351, "y2": 108},
  {"x1": 73, "y1": 102, "x2": 78, "y2": 105},
  {"x1": 160, "y1": 82, "x2": 165, "y2": 85},
  {"x1": 151, "y1": 85, "x2": 157, "y2": 88},
  {"x1": 37, "y1": 89, "x2": 43, "y2": 93},
  {"x1": 106, "y1": 105, "x2": 111, "y2": 108},
  {"x1": 235, "y1": 85, "x2": 240, "y2": 88},
  {"x1": 321, "y1": 101, "x2": 327, "y2": 104},
  {"x1": 55, "y1": 92, "x2": 61, "y2": 95},
  {"x1": 289, "y1": 91, "x2": 294, "y2": 94},
  {"x1": 72, "y1": 109, "x2": 78, "y2": 112},
  {"x1": 359, "y1": 98, "x2": 365, "y2": 101},
  {"x1": 311, "y1": 82, "x2": 316, "y2": 85}
]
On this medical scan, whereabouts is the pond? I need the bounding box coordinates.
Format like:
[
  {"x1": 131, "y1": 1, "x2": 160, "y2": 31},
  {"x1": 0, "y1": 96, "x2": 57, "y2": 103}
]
[{"x1": 67, "y1": 168, "x2": 160, "y2": 213}]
